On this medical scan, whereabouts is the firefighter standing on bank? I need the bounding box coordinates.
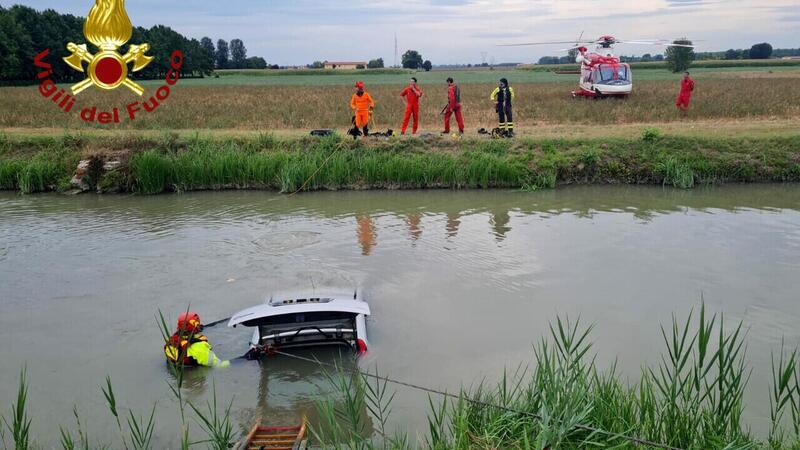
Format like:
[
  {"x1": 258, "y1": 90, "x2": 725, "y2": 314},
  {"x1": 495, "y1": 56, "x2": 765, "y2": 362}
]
[
  {"x1": 675, "y1": 71, "x2": 695, "y2": 115},
  {"x1": 490, "y1": 78, "x2": 515, "y2": 137},
  {"x1": 350, "y1": 81, "x2": 375, "y2": 136},
  {"x1": 399, "y1": 77, "x2": 423, "y2": 135},
  {"x1": 442, "y1": 77, "x2": 465, "y2": 135},
  {"x1": 164, "y1": 312, "x2": 229, "y2": 368}
]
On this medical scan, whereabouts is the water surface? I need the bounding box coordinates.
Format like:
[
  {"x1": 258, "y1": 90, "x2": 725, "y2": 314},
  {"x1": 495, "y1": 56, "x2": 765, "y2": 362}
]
[{"x1": 1, "y1": 185, "x2": 799, "y2": 446}]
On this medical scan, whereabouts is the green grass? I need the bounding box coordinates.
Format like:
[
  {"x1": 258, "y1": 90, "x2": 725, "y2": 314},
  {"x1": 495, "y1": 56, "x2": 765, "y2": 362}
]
[
  {"x1": 1, "y1": 131, "x2": 799, "y2": 194},
  {"x1": 310, "y1": 304, "x2": 800, "y2": 449}
]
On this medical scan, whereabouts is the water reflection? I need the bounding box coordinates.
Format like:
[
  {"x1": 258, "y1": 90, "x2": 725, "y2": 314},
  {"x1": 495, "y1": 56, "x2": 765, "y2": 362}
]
[
  {"x1": 231, "y1": 348, "x2": 374, "y2": 439},
  {"x1": 357, "y1": 216, "x2": 377, "y2": 256},
  {"x1": 2, "y1": 185, "x2": 798, "y2": 246}
]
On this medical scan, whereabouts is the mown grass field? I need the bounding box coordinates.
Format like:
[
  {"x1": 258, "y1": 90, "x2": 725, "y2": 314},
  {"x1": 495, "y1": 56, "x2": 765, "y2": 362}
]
[{"x1": 2, "y1": 67, "x2": 799, "y2": 132}]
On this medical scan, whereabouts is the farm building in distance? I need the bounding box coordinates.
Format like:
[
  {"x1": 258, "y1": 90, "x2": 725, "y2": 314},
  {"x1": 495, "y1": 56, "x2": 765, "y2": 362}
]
[{"x1": 323, "y1": 61, "x2": 367, "y2": 69}]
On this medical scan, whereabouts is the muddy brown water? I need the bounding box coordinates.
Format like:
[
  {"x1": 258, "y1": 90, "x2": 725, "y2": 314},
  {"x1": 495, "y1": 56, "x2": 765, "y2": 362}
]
[{"x1": 1, "y1": 185, "x2": 799, "y2": 447}]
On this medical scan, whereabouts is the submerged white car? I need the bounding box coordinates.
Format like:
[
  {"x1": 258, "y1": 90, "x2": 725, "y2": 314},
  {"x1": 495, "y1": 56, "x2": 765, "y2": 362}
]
[{"x1": 227, "y1": 291, "x2": 370, "y2": 357}]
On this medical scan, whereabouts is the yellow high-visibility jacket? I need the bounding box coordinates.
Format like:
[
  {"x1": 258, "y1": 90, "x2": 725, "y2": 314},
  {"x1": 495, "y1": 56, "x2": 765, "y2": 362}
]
[
  {"x1": 164, "y1": 337, "x2": 228, "y2": 368},
  {"x1": 186, "y1": 341, "x2": 226, "y2": 367},
  {"x1": 490, "y1": 86, "x2": 515, "y2": 103}
]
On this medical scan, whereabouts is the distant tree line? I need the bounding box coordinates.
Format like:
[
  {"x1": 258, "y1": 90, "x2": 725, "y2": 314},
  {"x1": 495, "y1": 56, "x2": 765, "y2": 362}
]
[
  {"x1": 304, "y1": 55, "x2": 433, "y2": 71},
  {"x1": 211, "y1": 37, "x2": 269, "y2": 69},
  {"x1": 0, "y1": 4, "x2": 270, "y2": 83}
]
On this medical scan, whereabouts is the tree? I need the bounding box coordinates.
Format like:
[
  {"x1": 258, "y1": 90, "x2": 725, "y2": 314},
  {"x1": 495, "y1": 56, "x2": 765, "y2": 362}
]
[
  {"x1": 749, "y1": 42, "x2": 773, "y2": 59},
  {"x1": 401, "y1": 50, "x2": 424, "y2": 69},
  {"x1": 308, "y1": 61, "x2": 324, "y2": 69},
  {"x1": 230, "y1": 38, "x2": 247, "y2": 68},
  {"x1": 245, "y1": 56, "x2": 267, "y2": 69},
  {"x1": 724, "y1": 49, "x2": 739, "y2": 60},
  {"x1": 215, "y1": 39, "x2": 229, "y2": 69},
  {"x1": 367, "y1": 58, "x2": 384, "y2": 69},
  {"x1": 665, "y1": 38, "x2": 694, "y2": 73},
  {"x1": 422, "y1": 60, "x2": 432, "y2": 71},
  {"x1": 641, "y1": 53, "x2": 652, "y2": 62},
  {"x1": 567, "y1": 48, "x2": 578, "y2": 61},
  {"x1": 200, "y1": 37, "x2": 215, "y2": 67}
]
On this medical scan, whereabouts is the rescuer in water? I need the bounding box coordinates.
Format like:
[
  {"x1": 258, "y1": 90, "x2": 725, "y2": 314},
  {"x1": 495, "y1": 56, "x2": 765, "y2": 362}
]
[
  {"x1": 399, "y1": 77, "x2": 423, "y2": 135},
  {"x1": 676, "y1": 71, "x2": 695, "y2": 115},
  {"x1": 442, "y1": 77, "x2": 465, "y2": 135},
  {"x1": 350, "y1": 81, "x2": 375, "y2": 136},
  {"x1": 490, "y1": 78, "x2": 515, "y2": 137},
  {"x1": 164, "y1": 312, "x2": 230, "y2": 368}
]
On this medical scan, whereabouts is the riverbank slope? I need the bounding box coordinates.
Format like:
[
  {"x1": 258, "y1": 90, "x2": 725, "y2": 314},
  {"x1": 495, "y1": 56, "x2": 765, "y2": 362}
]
[{"x1": 1, "y1": 128, "x2": 798, "y2": 194}]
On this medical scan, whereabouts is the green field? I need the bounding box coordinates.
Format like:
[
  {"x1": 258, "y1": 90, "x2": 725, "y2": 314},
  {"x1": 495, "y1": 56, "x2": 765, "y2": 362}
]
[{"x1": 160, "y1": 65, "x2": 800, "y2": 87}]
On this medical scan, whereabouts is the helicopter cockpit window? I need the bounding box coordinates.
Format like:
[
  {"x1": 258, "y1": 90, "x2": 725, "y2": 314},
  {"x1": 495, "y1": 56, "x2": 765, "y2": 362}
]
[{"x1": 597, "y1": 64, "x2": 629, "y2": 82}]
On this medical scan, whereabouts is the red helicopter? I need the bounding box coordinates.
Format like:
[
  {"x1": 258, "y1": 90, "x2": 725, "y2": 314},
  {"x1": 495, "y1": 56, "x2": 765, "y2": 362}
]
[{"x1": 502, "y1": 35, "x2": 694, "y2": 98}]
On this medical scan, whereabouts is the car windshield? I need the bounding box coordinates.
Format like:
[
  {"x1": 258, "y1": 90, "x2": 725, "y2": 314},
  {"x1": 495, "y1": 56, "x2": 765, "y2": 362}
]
[
  {"x1": 257, "y1": 311, "x2": 357, "y2": 338},
  {"x1": 597, "y1": 64, "x2": 630, "y2": 82}
]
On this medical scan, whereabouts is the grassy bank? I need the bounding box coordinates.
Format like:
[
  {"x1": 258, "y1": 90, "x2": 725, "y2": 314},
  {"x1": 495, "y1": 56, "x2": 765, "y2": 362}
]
[{"x1": 1, "y1": 131, "x2": 799, "y2": 194}]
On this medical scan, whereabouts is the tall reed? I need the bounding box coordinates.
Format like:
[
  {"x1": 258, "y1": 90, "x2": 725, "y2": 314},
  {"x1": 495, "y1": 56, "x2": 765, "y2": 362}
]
[{"x1": 311, "y1": 304, "x2": 800, "y2": 449}]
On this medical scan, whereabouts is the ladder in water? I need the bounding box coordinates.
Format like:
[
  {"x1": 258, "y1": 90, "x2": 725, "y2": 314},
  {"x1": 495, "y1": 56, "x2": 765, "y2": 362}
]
[{"x1": 237, "y1": 418, "x2": 307, "y2": 450}]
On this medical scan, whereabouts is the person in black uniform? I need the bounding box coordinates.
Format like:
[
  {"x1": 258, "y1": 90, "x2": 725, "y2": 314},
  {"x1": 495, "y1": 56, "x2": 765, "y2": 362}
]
[{"x1": 490, "y1": 78, "x2": 515, "y2": 137}]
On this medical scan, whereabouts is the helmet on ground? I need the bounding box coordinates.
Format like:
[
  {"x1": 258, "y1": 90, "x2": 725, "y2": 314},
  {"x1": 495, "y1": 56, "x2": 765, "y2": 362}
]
[
  {"x1": 177, "y1": 312, "x2": 202, "y2": 332},
  {"x1": 355, "y1": 81, "x2": 365, "y2": 89}
]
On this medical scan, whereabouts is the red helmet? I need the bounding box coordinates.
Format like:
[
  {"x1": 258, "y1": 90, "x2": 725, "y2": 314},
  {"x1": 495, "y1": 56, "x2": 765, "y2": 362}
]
[
  {"x1": 578, "y1": 46, "x2": 588, "y2": 53},
  {"x1": 177, "y1": 312, "x2": 202, "y2": 332},
  {"x1": 355, "y1": 81, "x2": 365, "y2": 89}
]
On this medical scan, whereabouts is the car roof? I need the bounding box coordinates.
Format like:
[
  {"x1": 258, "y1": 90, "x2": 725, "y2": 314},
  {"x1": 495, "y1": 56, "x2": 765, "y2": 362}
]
[{"x1": 227, "y1": 293, "x2": 370, "y2": 327}]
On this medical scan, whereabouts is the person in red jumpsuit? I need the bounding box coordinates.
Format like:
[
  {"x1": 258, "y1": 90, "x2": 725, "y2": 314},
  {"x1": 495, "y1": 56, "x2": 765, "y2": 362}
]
[
  {"x1": 399, "y1": 77, "x2": 423, "y2": 135},
  {"x1": 442, "y1": 77, "x2": 465, "y2": 134},
  {"x1": 676, "y1": 71, "x2": 695, "y2": 115}
]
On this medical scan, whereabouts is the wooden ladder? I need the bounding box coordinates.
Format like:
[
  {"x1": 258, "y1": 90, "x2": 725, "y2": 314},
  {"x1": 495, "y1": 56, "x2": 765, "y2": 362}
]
[{"x1": 239, "y1": 418, "x2": 307, "y2": 450}]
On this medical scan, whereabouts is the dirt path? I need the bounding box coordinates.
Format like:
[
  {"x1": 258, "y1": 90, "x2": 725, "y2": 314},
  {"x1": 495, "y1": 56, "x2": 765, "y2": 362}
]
[{"x1": 3, "y1": 118, "x2": 799, "y2": 141}]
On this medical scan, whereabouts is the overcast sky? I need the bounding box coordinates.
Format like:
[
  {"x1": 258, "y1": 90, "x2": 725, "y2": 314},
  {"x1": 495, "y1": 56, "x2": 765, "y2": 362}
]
[{"x1": 12, "y1": 0, "x2": 799, "y2": 65}]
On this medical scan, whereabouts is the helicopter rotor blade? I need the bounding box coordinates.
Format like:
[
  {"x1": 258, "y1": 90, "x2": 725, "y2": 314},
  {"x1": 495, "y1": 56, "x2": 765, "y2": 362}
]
[
  {"x1": 615, "y1": 38, "x2": 696, "y2": 48},
  {"x1": 497, "y1": 40, "x2": 596, "y2": 47}
]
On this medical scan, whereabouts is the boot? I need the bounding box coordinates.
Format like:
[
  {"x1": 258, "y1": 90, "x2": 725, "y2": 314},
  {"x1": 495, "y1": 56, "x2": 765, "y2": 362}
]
[{"x1": 363, "y1": 126, "x2": 369, "y2": 136}]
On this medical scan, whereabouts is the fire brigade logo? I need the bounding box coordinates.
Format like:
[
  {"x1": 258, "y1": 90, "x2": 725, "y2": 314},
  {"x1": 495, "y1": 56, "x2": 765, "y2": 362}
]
[{"x1": 62, "y1": 0, "x2": 153, "y2": 95}]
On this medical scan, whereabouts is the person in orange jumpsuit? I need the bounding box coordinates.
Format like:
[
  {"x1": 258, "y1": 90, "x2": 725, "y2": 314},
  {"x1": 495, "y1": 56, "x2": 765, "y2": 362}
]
[
  {"x1": 675, "y1": 71, "x2": 695, "y2": 115},
  {"x1": 442, "y1": 77, "x2": 464, "y2": 134},
  {"x1": 399, "y1": 77, "x2": 423, "y2": 135},
  {"x1": 350, "y1": 81, "x2": 375, "y2": 136}
]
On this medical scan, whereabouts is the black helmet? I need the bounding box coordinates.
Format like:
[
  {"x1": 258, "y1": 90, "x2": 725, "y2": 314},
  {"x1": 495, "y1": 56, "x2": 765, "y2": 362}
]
[{"x1": 500, "y1": 78, "x2": 508, "y2": 86}]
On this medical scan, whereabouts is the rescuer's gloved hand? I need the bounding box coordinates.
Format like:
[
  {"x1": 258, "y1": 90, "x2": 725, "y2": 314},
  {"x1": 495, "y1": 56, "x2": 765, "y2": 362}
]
[{"x1": 219, "y1": 360, "x2": 230, "y2": 368}]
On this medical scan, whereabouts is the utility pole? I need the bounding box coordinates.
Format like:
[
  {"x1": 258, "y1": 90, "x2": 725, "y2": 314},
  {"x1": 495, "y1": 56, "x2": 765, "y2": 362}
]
[{"x1": 394, "y1": 33, "x2": 399, "y2": 68}]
